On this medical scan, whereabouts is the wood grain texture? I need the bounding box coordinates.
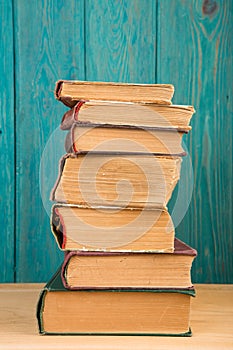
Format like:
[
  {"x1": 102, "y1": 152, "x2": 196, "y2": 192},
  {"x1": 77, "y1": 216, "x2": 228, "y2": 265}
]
[
  {"x1": 1, "y1": 0, "x2": 232, "y2": 283},
  {"x1": 85, "y1": 0, "x2": 156, "y2": 83},
  {"x1": 0, "y1": 284, "x2": 232, "y2": 349},
  {"x1": 0, "y1": 0, "x2": 15, "y2": 282},
  {"x1": 159, "y1": 1, "x2": 233, "y2": 282},
  {"x1": 13, "y1": 0, "x2": 85, "y2": 281}
]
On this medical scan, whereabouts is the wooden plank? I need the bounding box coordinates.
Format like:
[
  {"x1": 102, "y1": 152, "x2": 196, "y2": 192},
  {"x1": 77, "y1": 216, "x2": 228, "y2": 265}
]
[
  {"x1": 85, "y1": 0, "x2": 156, "y2": 83},
  {"x1": 0, "y1": 284, "x2": 232, "y2": 348},
  {"x1": 159, "y1": 1, "x2": 233, "y2": 282},
  {"x1": 13, "y1": 0, "x2": 85, "y2": 281},
  {"x1": 0, "y1": 0, "x2": 15, "y2": 282}
]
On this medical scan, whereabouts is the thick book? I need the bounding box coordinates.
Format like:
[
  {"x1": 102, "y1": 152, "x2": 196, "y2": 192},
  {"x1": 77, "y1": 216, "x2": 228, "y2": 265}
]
[
  {"x1": 65, "y1": 123, "x2": 187, "y2": 156},
  {"x1": 51, "y1": 153, "x2": 181, "y2": 208},
  {"x1": 55, "y1": 80, "x2": 174, "y2": 108},
  {"x1": 51, "y1": 204, "x2": 175, "y2": 252},
  {"x1": 60, "y1": 101, "x2": 195, "y2": 131},
  {"x1": 61, "y1": 238, "x2": 197, "y2": 289},
  {"x1": 37, "y1": 267, "x2": 195, "y2": 335}
]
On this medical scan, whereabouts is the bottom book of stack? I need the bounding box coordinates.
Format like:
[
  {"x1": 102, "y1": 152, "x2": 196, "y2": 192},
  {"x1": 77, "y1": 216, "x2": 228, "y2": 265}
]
[{"x1": 37, "y1": 239, "x2": 196, "y2": 336}]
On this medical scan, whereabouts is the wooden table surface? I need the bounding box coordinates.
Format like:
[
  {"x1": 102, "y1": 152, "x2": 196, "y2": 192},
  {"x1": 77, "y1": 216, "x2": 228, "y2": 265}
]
[{"x1": 0, "y1": 284, "x2": 232, "y2": 349}]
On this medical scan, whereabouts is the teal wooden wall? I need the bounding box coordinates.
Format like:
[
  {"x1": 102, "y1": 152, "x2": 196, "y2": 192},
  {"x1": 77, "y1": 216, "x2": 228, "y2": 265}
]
[{"x1": 0, "y1": 0, "x2": 232, "y2": 283}]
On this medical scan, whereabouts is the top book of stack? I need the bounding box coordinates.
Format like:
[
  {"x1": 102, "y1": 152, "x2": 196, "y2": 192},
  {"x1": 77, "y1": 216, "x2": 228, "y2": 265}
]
[{"x1": 55, "y1": 80, "x2": 175, "y2": 107}]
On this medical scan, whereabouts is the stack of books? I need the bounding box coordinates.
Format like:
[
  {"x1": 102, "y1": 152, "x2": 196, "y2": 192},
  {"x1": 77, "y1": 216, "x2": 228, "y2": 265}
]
[{"x1": 37, "y1": 81, "x2": 197, "y2": 336}]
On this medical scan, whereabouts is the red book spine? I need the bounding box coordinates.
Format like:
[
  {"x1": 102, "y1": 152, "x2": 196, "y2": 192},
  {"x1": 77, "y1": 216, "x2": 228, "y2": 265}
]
[{"x1": 60, "y1": 101, "x2": 86, "y2": 130}]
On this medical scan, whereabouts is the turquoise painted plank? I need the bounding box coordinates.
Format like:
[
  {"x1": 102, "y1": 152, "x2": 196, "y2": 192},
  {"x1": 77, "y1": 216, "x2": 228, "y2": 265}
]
[
  {"x1": 0, "y1": 0, "x2": 15, "y2": 282},
  {"x1": 14, "y1": 0, "x2": 85, "y2": 282},
  {"x1": 159, "y1": 1, "x2": 233, "y2": 282},
  {"x1": 85, "y1": 0, "x2": 156, "y2": 83}
]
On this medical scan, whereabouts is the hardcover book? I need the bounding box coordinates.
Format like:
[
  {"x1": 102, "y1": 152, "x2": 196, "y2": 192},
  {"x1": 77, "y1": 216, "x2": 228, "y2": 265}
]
[
  {"x1": 51, "y1": 204, "x2": 175, "y2": 252},
  {"x1": 55, "y1": 80, "x2": 175, "y2": 107},
  {"x1": 65, "y1": 123, "x2": 187, "y2": 155},
  {"x1": 37, "y1": 267, "x2": 195, "y2": 336},
  {"x1": 60, "y1": 101, "x2": 195, "y2": 131},
  {"x1": 51, "y1": 153, "x2": 182, "y2": 208},
  {"x1": 61, "y1": 238, "x2": 197, "y2": 289}
]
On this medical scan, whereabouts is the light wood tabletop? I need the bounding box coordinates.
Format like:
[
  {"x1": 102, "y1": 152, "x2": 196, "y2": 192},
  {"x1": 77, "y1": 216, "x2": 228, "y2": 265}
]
[{"x1": 0, "y1": 283, "x2": 232, "y2": 349}]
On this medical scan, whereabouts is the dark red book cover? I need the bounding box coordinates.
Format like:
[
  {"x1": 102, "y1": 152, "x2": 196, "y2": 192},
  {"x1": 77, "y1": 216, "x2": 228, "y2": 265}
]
[{"x1": 61, "y1": 238, "x2": 197, "y2": 290}]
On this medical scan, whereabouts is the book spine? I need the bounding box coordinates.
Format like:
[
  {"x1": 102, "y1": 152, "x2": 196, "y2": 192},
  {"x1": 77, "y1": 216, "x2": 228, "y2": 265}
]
[
  {"x1": 61, "y1": 253, "x2": 70, "y2": 288},
  {"x1": 36, "y1": 289, "x2": 47, "y2": 334},
  {"x1": 54, "y1": 80, "x2": 63, "y2": 100},
  {"x1": 54, "y1": 80, "x2": 77, "y2": 108},
  {"x1": 50, "y1": 206, "x2": 67, "y2": 250},
  {"x1": 64, "y1": 130, "x2": 75, "y2": 153},
  {"x1": 50, "y1": 155, "x2": 68, "y2": 201},
  {"x1": 60, "y1": 101, "x2": 87, "y2": 130}
]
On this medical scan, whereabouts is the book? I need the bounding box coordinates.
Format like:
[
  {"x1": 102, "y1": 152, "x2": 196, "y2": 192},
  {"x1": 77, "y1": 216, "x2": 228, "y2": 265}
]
[
  {"x1": 55, "y1": 80, "x2": 175, "y2": 108},
  {"x1": 37, "y1": 267, "x2": 195, "y2": 335},
  {"x1": 51, "y1": 204, "x2": 175, "y2": 252},
  {"x1": 51, "y1": 153, "x2": 181, "y2": 208},
  {"x1": 60, "y1": 101, "x2": 195, "y2": 131},
  {"x1": 61, "y1": 238, "x2": 197, "y2": 289},
  {"x1": 65, "y1": 123, "x2": 187, "y2": 155}
]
